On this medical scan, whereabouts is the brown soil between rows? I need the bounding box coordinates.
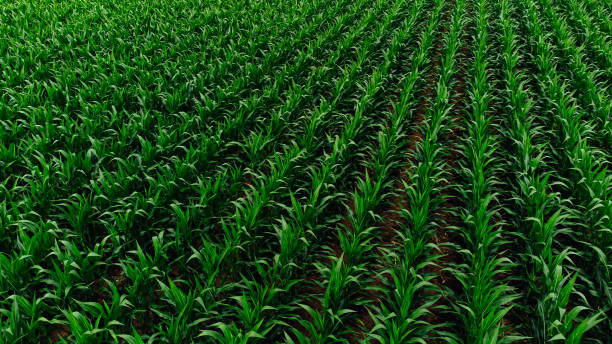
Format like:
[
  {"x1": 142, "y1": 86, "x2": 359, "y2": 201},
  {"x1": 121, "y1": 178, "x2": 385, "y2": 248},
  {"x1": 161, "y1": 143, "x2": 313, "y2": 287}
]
[
  {"x1": 422, "y1": 0, "x2": 473, "y2": 341},
  {"x1": 346, "y1": 72, "x2": 429, "y2": 344}
]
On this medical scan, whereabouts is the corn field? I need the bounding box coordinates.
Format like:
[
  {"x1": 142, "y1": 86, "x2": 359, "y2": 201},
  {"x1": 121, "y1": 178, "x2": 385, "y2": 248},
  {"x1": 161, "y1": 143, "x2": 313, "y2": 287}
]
[{"x1": 1, "y1": 0, "x2": 611, "y2": 342}]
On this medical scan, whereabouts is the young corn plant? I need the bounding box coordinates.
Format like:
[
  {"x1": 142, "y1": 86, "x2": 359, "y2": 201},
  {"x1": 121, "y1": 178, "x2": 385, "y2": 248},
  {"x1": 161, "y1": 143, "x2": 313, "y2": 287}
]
[{"x1": 0, "y1": 294, "x2": 50, "y2": 343}]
